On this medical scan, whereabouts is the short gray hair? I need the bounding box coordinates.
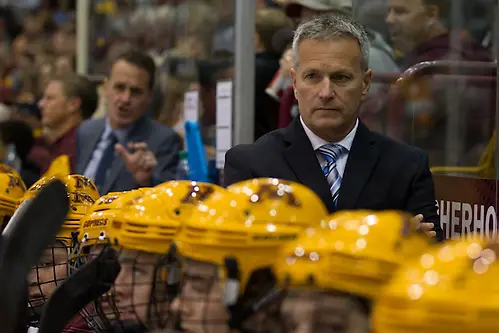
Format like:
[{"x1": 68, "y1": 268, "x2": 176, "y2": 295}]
[{"x1": 292, "y1": 13, "x2": 370, "y2": 71}]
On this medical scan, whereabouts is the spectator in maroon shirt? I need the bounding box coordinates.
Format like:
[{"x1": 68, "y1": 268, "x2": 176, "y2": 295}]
[
  {"x1": 29, "y1": 73, "x2": 98, "y2": 174},
  {"x1": 360, "y1": 0, "x2": 493, "y2": 165},
  {"x1": 386, "y1": 0, "x2": 490, "y2": 69}
]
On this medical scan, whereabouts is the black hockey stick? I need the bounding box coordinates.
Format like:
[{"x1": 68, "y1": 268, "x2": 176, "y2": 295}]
[
  {"x1": 38, "y1": 246, "x2": 121, "y2": 333},
  {"x1": 0, "y1": 179, "x2": 69, "y2": 333}
]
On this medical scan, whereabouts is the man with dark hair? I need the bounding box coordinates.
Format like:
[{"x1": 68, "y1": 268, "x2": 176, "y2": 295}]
[
  {"x1": 386, "y1": 0, "x2": 489, "y2": 68},
  {"x1": 29, "y1": 73, "x2": 98, "y2": 175},
  {"x1": 76, "y1": 49, "x2": 181, "y2": 194}
]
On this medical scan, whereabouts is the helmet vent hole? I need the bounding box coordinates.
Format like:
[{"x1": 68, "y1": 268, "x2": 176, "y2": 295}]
[{"x1": 306, "y1": 274, "x2": 316, "y2": 286}]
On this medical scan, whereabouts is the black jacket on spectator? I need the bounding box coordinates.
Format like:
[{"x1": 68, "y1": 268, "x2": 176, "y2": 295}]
[
  {"x1": 254, "y1": 51, "x2": 280, "y2": 140},
  {"x1": 0, "y1": 120, "x2": 40, "y2": 187}
]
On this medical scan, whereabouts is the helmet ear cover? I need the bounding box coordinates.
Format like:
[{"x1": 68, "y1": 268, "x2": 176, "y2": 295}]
[{"x1": 227, "y1": 264, "x2": 285, "y2": 330}]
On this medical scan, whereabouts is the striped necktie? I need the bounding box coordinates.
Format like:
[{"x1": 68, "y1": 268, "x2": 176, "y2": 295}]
[{"x1": 317, "y1": 144, "x2": 347, "y2": 206}]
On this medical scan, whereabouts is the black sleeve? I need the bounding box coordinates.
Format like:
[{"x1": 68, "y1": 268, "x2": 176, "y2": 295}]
[
  {"x1": 223, "y1": 146, "x2": 253, "y2": 187},
  {"x1": 406, "y1": 151, "x2": 444, "y2": 242}
]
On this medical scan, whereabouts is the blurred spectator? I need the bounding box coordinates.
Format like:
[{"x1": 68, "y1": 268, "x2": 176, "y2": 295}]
[
  {"x1": 386, "y1": 0, "x2": 490, "y2": 69},
  {"x1": 197, "y1": 57, "x2": 234, "y2": 137},
  {"x1": 361, "y1": 0, "x2": 494, "y2": 166},
  {"x1": 356, "y1": 0, "x2": 390, "y2": 42},
  {"x1": 0, "y1": 7, "x2": 23, "y2": 41},
  {"x1": 254, "y1": 7, "x2": 293, "y2": 140},
  {"x1": 172, "y1": 1, "x2": 217, "y2": 60},
  {"x1": 211, "y1": 0, "x2": 235, "y2": 57},
  {"x1": 15, "y1": 66, "x2": 38, "y2": 104},
  {"x1": 0, "y1": 119, "x2": 39, "y2": 186},
  {"x1": 76, "y1": 50, "x2": 181, "y2": 194},
  {"x1": 158, "y1": 77, "x2": 193, "y2": 139},
  {"x1": 29, "y1": 73, "x2": 98, "y2": 174},
  {"x1": 51, "y1": 22, "x2": 75, "y2": 58},
  {"x1": 54, "y1": 54, "x2": 75, "y2": 76}
]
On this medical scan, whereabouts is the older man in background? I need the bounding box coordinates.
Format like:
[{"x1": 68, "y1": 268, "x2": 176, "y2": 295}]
[{"x1": 30, "y1": 73, "x2": 98, "y2": 174}]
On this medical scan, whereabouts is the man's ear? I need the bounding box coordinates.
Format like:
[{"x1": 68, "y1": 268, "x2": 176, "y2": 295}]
[
  {"x1": 291, "y1": 67, "x2": 297, "y2": 98},
  {"x1": 361, "y1": 69, "x2": 372, "y2": 101},
  {"x1": 67, "y1": 97, "x2": 82, "y2": 114},
  {"x1": 102, "y1": 77, "x2": 110, "y2": 96}
]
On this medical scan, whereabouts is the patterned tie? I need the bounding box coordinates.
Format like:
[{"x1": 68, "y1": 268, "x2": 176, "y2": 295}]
[
  {"x1": 317, "y1": 144, "x2": 347, "y2": 206},
  {"x1": 94, "y1": 132, "x2": 117, "y2": 192}
]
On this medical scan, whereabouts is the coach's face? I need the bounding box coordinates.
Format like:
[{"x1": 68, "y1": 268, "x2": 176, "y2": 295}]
[
  {"x1": 106, "y1": 60, "x2": 152, "y2": 129},
  {"x1": 291, "y1": 38, "x2": 371, "y2": 141}
]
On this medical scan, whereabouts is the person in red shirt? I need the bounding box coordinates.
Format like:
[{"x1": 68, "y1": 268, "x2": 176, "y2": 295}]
[
  {"x1": 376, "y1": 0, "x2": 493, "y2": 165},
  {"x1": 29, "y1": 73, "x2": 98, "y2": 174}
]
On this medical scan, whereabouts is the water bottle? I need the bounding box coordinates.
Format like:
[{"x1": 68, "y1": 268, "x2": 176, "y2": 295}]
[
  {"x1": 4, "y1": 144, "x2": 21, "y2": 172},
  {"x1": 175, "y1": 150, "x2": 190, "y2": 180}
]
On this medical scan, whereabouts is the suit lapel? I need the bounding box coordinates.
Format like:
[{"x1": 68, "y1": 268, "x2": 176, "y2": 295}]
[
  {"x1": 101, "y1": 117, "x2": 152, "y2": 194},
  {"x1": 78, "y1": 120, "x2": 105, "y2": 174},
  {"x1": 337, "y1": 122, "x2": 379, "y2": 210},
  {"x1": 283, "y1": 118, "x2": 335, "y2": 212}
]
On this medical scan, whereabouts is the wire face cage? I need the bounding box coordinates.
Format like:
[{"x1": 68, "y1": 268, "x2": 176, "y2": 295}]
[
  {"x1": 28, "y1": 238, "x2": 73, "y2": 326},
  {"x1": 74, "y1": 235, "x2": 177, "y2": 333}
]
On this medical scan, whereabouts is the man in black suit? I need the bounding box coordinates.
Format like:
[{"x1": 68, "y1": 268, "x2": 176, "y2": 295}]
[{"x1": 224, "y1": 13, "x2": 442, "y2": 241}]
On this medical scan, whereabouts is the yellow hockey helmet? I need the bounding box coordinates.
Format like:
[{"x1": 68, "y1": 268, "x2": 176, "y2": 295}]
[
  {"x1": 112, "y1": 181, "x2": 225, "y2": 255},
  {"x1": 78, "y1": 190, "x2": 145, "y2": 247},
  {"x1": 0, "y1": 172, "x2": 26, "y2": 226},
  {"x1": 275, "y1": 210, "x2": 432, "y2": 299},
  {"x1": 176, "y1": 178, "x2": 325, "y2": 293},
  {"x1": 154, "y1": 180, "x2": 221, "y2": 217},
  {"x1": 20, "y1": 174, "x2": 99, "y2": 241},
  {"x1": 0, "y1": 163, "x2": 21, "y2": 179},
  {"x1": 227, "y1": 178, "x2": 328, "y2": 229},
  {"x1": 373, "y1": 238, "x2": 499, "y2": 333}
]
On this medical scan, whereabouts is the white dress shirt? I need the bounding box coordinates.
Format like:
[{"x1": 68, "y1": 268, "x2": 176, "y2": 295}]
[{"x1": 300, "y1": 117, "x2": 358, "y2": 178}]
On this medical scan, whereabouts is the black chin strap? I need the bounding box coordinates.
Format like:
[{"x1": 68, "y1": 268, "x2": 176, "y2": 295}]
[
  {"x1": 224, "y1": 257, "x2": 241, "y2": 329},
  {"x1": 109, "y1": 320, "x2": 148, "y2": 333}
]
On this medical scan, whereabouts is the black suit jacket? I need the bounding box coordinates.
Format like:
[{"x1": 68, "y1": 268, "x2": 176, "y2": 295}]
[{"x1": 224, "y1": 117, "x2": 443, "y2": 241}]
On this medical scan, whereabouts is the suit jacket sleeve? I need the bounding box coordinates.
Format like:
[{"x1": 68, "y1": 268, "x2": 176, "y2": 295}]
[
  {"x1": 407, "y1": 151, "x2": 443, "y2": 241},
  {"x1": 151, "y1": 131, "x2": 182, "y2": 185},
  {"x1": 223, "y1": 146, "x2": 253, "y2": 187}
]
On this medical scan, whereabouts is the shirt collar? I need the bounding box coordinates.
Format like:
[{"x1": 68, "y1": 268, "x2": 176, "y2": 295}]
[
  {"x1": 46, "y1": 125, "x2": 78, "y2": 146},
  {"x1": 300, "y1": 116, "x2": 358, "y2": 152},
  {"x1": 104, "y1": 118, "x2": 134, "y2": 143}
]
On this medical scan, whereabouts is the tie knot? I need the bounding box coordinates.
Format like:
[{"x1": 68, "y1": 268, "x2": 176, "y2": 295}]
[
  {"x1": 107, "y1": 131, "x2": 118, "y2": 144},
  {"x1": 317, "y1": 144, "x2": 347, "y2": 162}
]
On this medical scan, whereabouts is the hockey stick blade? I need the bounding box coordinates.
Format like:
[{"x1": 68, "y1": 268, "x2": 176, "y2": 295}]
[
  {"x1": 39, "y1": 246, "x2": 121, "y2": 333},
  {"x1": 0, "y1": 179, "x2": 69, "y2": 333}
]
